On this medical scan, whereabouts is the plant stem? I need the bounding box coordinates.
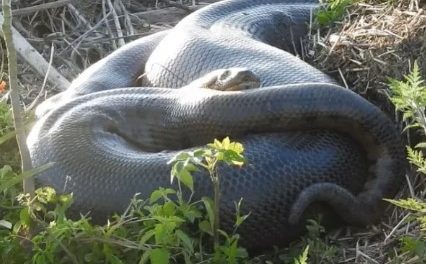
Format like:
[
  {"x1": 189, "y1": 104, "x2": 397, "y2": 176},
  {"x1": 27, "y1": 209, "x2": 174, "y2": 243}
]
[
  {"x1": 212, "y1": 168, "x2": 220, "y2": 249},
  {"x1": 1, "y1": 0, "x2": 34, "y2": 196}
]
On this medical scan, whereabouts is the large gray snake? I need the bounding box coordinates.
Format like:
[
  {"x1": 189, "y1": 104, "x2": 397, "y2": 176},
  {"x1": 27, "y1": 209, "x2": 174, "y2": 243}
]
[{"x1": 27, "y1": 0, "x2": 405, "y2": 250}]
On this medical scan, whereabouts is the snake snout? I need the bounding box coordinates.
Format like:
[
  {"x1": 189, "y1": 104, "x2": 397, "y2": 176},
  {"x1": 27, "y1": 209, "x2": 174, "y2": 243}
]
[{"x1": 218, "y1": 67, "x2": 261, "y2": 90}]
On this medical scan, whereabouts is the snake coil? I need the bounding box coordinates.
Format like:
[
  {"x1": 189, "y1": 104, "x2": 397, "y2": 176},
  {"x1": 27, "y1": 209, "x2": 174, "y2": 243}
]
[{"x1": 28, "y1": 0, "x2": 405, "y2": 250}]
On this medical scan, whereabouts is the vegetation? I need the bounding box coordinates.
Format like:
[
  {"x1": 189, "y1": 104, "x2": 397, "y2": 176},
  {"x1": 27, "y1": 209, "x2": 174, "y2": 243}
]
[
  {"x1": 315, "y1": 0, "x2": 353, "y2": 27},
  {"x1": 387, "y1": 62, "x2": 426, "y2": 260},
  {"x1": 0, "y1": 134, "x2": 250, "y2": 263}
]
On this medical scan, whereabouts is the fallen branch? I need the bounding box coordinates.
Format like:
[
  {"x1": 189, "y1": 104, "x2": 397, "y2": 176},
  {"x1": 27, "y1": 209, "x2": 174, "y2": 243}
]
[
  {"x1": 67, "y1": 3, "x2": 93, "y2": 31},
  {"x1": 0, "y1": 13, "x2": 70, "y2": 91},
  {"x1": 6, "y1": 0, "x2": 73, "y2": 16},
  {"x1": 106, "y1": 0, "x2": 125, "y2": 47}
]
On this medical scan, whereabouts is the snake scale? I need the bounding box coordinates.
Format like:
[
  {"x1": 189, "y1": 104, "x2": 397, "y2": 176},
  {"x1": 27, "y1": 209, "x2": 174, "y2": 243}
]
[{"x1": 28, "y1": 0, "x2": 405, "y2": 250}]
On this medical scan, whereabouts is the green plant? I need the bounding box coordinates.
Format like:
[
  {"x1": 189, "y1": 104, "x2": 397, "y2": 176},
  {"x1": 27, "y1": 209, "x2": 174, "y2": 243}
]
[
  {"x1": 169, "y1": 137, "x2": 248, "y2": 263},
  {"x1": 315, "y1": 0, "x2": 353, "y2": 27},
  {"x1": 388, "y1": 61, "x2": 426, "y2": 260},
  {"x1": 293, "y1": 245, "x2": 309, "y2": 264},
  {"x1": 0, "y1": 101, "x2": 20, "y2": 169},
  {"x1": 0, "y1": 100, "x2": 13, "y2": 137},
  {"x1": 170, "y1": 137, "x2": 246, "y2": 247},
  {"x1": 296, "y1": 219, "x2": 336, "y2": 264},
  {"x1": 276, "y1": 219, "x2": 336, "y2": 264},
  {"x1": 0, "y1": 137, "x2": 250, "y2": 263}
]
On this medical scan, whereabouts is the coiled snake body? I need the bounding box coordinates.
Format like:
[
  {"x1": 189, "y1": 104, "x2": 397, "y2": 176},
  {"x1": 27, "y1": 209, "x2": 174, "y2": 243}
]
[{"x1": 28, "y1": 0, "x2": 405, "y2": 250}]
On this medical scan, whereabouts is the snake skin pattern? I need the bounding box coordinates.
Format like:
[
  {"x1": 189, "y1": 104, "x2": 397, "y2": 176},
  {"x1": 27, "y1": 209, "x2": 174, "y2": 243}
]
[{"x1": 28, "y1": 0, "x2": 405, "y2": 250}]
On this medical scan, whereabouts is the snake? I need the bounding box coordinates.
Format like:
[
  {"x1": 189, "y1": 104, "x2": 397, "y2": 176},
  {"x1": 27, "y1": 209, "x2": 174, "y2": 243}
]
[{"x1": 28, "y1": 0, "x2": 405, "y2": 251}]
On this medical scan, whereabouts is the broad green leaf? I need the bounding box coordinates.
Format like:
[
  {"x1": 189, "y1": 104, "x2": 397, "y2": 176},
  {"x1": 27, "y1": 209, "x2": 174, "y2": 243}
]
[
  {"x1": 150, "y1": 190, "x2": 165, "y2": 204},
  {"x1": 183, "y1": 160, "x2": 198, "y2": 172},
  {"x1": 171, "y1": 160, "x2": 197, "y2": 185},
  {"x1": 168, "y1": 152, "x2": 190, "y2": 164},
  {"x1": 162, "y1": 201, "x2": 176, "y2": 216},
  {"x1": 201, "y1": 197, "x2": 215, "y2": 230},
  {"x1": 193, "y1": 148, "x2": 207, "y2": 158},
  {"x1": 181, "y1": 205, "x2": 202, "y2": 222},
  {"x1": 19, "y1": 208, "x2": 31, "y2": 227},
  {"x1": 139, "y1": 230, "x2": 156, "y2": 245},
  {"x1": 222, "y1": 150, "x2": 245, "y2": 166},
  {"x1": 177, "y1": 167, "x2": 194, "y2": 192},
  {"x1": 171, "y1": 159, "x2": 196, "y2": 191},
  {"x1": 154, "y1": 221, "x2": 177, "y2": 245},
  {"x1": 154, "y1": 224, "x2": 168, "y2": 244},
  {"x1": 150, "y1": 188, "x2": 176, "y2": 204},
  {"x1": 176, "y1": 229, "x2": 194, "y2": 253},
  {"x1": 149, "y1": 248, "x2": 170, "y2": 264},
  {"x1": 198, "y1": 220, "x2": 213, "y2": 236}
]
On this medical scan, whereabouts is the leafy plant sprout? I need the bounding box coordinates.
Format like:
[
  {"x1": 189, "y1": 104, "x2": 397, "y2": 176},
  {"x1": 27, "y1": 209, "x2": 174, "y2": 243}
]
[{"x1": 169, "y1": 137, "x2": 246, "y2": 249}]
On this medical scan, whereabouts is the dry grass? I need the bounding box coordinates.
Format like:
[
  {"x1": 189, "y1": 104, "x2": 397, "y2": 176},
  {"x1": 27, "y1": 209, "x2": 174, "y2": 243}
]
[
  {"x1": 304, "y1": 0, "x2": 425, "y2": 113},
  {"x1": 1, "y1": 0, "x2": 425, "y2": 263},
  {"x1": 302, "y1": 0, "x2": 426, "y2": 263},
  {"x1": 2, "y1": 0, "x2": 213, "y2": 104}
]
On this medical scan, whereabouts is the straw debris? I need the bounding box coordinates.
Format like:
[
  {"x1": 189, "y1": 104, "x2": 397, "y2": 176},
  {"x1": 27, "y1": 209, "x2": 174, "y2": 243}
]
[{"x1": 305, "y1": 0, "x2": 425, "y2": 112}]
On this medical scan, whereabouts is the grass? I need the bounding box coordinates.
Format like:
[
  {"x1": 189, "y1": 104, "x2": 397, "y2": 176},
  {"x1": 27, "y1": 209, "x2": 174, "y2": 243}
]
[{"x1": 303, "y1": 0, "x2": 425, "y2": 261}]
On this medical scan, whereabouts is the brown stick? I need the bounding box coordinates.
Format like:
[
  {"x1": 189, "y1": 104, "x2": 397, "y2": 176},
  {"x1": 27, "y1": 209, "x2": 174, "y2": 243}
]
[
  {"x1": 7, "y1": 0, "x2": 73, "y2": 16},
  {"x1": 0, "y1": 14, "x2": 71, "y2": 91}
]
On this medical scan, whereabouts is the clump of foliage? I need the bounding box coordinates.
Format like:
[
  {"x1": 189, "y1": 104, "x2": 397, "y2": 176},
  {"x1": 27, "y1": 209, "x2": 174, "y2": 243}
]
[
  {"x1": 0, "y1": 101, "x2": 20, "y2": 169},
  {"x1": 387, "y1": 61, "x2": 426, "y2": 260},
  {"x1": 301, "y1": 220, "x2": 337, "y2": 263},
  {"x1": 315, "y1": 0, "x2": 353, "y2": 27},
  {"x1": 293, "y1": 245, "x2": 310, "y2": 264},
  {"x1": 0, "y1": 100, "x2": 13, "y2": 137},
  {"x1": 278, "y1": 219, "x2": 336, "y2": 264}
]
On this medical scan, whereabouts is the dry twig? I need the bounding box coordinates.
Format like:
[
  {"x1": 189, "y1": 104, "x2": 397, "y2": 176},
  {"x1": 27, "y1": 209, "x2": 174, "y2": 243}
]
[
  {"x1": 7, "y1": 0, "x2": 73, "y2": 16},
  {"x1": 0, "y1": 14, "x2": 70, "y2": 90}
]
